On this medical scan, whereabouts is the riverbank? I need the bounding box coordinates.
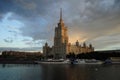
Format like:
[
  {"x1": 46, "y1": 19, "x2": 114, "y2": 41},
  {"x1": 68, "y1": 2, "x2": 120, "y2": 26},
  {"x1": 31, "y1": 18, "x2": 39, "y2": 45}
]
[{"x1": 0, "y1": 60, "x2": 37, "y2": 64}]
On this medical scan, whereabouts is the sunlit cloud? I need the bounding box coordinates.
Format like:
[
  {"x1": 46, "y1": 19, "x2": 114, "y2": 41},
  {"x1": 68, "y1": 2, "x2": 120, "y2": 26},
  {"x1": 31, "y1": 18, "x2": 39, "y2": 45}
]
[{"x1": 0, "y1": 0, "x2": 120, "y2": 51}]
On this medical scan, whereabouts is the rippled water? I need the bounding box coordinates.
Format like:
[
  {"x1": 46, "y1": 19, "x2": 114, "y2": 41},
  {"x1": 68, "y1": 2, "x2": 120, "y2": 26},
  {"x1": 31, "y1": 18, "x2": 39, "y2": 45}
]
[{"x1": 0, "y1": 64, "x2": 120, "y2": 80}]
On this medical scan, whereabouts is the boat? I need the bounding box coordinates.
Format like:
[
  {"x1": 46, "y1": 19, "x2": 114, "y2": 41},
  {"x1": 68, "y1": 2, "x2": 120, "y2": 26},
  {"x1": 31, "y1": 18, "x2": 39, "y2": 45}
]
[
  {"x1": 103, "y1": 57, "x2": 120, "y2": 64},
  {"x1": 35, "y1": 59, "x2": 70, "y2": 64},
  {"x1": 35, "y1": 59, "x2": 103, "y2": 64},
  {"x1": 71, "y1": 59, "x2": 103, "y2": 64}
]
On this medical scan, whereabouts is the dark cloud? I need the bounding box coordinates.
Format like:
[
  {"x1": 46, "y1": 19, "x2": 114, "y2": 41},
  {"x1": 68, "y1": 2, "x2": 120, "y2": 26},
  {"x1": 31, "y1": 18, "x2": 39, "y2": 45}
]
[
  {"x1": 1, "y1": 0, "x2": 120, "y2": 20},
  {"x1": 0, "y1": 0, "x2": 120, "y2": 50},
  {"x1": 20, "y1": 22, "x2": 52, "y2": 40},
  {"x1": 0, "y1": 0, "x2": 63, "y2": 20}
]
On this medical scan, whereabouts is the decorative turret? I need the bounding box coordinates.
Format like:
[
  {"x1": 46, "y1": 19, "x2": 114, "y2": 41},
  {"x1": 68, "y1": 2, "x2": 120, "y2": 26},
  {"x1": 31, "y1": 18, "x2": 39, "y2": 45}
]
[
  {"x1": 83, "y1": 42, "x2": 86, "y2": 47},
  {"x1": 89, "y1": 43, "x2": 92, "y2": 48},
  {"x1": 45, "y1": 42, "x2": 48, "y2": 47},
  {"x1": 76, "y1": 40, "x2": 79, "y2": 46}
]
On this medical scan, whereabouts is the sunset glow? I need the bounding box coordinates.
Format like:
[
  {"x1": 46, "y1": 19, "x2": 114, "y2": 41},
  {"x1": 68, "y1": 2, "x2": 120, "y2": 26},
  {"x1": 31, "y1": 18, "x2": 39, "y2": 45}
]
[{"x1": 0, "y1": 0, "x2": 120, "y2": 51}]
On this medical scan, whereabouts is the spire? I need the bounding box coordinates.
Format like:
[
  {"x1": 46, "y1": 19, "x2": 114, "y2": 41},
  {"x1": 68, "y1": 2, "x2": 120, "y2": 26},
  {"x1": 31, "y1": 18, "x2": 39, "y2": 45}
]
[
  {"x1": 89, "y1": 43, "x2": 92, "y2": 48},
  {"x1": 45, "y1": 42, "x2": 48, "y2": 46},
  {"x1": 60, "y1": 8, "x2": 63, "y2": 23},
  {"x1": 83, "y1": 42, "x2": 86, "y2": 47},
  {"x1": 76, "y1": 40, "x2": 79, "y2": 46},
  {"x1": 58, "y1": 8, "x2": 64, "y2": 27}
]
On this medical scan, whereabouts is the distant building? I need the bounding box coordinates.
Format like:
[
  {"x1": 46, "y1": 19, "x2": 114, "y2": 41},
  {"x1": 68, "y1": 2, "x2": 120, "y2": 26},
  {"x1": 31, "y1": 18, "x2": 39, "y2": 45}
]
[
  {"x1": 2, "y1": 51, "x2": 42, "y2": 58},
  {"x1": 43, "y1": 9, "x2": 94, "y2": 59}
]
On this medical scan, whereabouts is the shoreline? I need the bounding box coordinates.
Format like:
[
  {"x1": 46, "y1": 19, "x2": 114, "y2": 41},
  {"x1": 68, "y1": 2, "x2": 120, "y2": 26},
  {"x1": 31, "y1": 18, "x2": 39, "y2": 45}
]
[{"x1": 0, "y1": 61, "x2": 37, "y2": 64}]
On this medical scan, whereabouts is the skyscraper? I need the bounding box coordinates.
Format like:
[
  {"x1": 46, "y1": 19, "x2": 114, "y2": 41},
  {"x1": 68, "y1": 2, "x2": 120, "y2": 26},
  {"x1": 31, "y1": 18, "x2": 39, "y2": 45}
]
[
  {"x1": 43, "y1": 9, "x2": 94, "y2": 59},
  {"x1": 53, "y1": 8, "x2": 69, "y2": 58}
]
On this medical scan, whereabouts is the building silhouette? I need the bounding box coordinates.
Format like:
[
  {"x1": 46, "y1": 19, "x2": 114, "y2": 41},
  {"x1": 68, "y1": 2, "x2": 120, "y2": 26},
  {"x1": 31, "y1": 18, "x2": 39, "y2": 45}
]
[{"x1": 43, "y1": 9, "x2": 94, "y2": 59}]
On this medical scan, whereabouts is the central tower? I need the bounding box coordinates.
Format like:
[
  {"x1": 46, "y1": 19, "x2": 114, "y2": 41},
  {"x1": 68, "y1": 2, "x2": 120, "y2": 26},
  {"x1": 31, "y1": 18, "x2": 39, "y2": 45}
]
[
  {"x1": 43, "y1": 9, "x2": 94, "y2": 59},
  {"x1": 53, "y1": 9, "x2": 69, "y2": 59}
]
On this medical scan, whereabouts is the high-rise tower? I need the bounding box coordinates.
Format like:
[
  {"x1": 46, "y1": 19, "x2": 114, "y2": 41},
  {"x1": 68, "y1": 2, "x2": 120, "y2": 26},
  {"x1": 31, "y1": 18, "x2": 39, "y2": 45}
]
[
  {"x1": 53, "y1": 8, "x2": 68, "y2": 59},
  {"x1": 43, "y1": 9, "x2": 94, "y2": 59}
]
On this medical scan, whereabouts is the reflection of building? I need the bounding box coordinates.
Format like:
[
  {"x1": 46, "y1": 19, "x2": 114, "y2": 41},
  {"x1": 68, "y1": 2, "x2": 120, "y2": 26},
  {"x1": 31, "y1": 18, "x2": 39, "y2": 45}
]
[
  {"x1": 65, "y1": 65, "x2": 90, "y2": 80},
  {"x1": 43, "y1": 9, "x2": 94, "y2": 59}
]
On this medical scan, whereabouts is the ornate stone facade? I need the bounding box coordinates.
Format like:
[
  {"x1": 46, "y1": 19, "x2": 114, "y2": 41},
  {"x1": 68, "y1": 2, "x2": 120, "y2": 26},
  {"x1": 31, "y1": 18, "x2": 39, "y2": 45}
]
[{"x1": 43, "y1": 9, "x2": 94, "y2": 59}]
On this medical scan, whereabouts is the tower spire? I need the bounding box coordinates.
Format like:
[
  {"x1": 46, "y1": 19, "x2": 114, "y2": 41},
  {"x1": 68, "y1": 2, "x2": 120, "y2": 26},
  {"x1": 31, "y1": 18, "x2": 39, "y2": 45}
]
[{"x1": 60, "y1": 8, "x2": 63, "y2": 22}]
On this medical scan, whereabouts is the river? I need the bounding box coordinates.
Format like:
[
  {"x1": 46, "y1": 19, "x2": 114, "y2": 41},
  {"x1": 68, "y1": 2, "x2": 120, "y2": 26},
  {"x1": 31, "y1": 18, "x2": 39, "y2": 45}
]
[{"x1": 0, "y1": 64, "x2": 120, "y2": 80}]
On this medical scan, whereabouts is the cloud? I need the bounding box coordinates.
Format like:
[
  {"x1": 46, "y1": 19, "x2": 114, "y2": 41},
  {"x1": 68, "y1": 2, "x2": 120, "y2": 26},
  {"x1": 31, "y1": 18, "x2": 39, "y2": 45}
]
[
  {"x1": 22, "y1": 38, "x2": 46, "y2": 47},
  {"x1": 0, "y1": 0, "x2": 120, "y2": 50},
  {"x1": 4, "y1": 37, "x2": 13, "y2": 43}
]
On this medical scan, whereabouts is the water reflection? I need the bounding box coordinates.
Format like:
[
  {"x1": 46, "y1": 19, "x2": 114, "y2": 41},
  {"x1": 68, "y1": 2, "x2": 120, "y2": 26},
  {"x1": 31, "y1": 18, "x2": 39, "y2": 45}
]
[
  {"x1": 41, "y1": 64, "x2": 98, "y2": 80},
  {"x1": 0, "y1": 64, "x2": 120, "y2": 80},
  {"x1": 41, "y1": 64, "x2": 67, "y2": 80},
  {"x1": 0, "y1": 64, "x2": 43, "y2": 80},
  {"x1": 65, "y1": 65, "x2": 90, "y2": 80},
  {"x1": 0, "y1": 64, "x2": 38, "y2": 68}
]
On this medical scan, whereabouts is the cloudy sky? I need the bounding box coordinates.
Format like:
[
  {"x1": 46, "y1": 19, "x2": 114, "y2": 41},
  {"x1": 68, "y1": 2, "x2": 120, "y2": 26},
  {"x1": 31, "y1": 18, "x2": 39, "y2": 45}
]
[{"x1": 0, "y1": 0, "x2": 120, "y2": 52}]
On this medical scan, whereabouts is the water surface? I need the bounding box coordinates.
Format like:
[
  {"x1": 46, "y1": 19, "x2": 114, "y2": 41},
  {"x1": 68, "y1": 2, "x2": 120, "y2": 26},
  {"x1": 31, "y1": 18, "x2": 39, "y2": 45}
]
[{"x1": 0, "y1": 64, "x2": 120, "y2": 80}]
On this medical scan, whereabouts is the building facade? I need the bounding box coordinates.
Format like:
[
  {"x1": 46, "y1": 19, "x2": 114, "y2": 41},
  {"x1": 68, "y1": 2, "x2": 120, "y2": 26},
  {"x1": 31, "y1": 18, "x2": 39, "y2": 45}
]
[{"x1": 43, "y1": 9, "x2": 94, "y2": 59}]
